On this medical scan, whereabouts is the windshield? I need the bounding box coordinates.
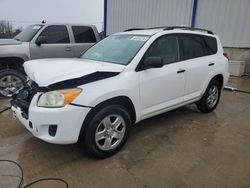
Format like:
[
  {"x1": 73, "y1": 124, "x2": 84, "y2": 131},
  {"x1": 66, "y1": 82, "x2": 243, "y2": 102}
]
[
  {"x1": 14, "y1": 24, "x2": 43, "y2": 42},
  {"x1": 80, "y1": 35, "x2": 150, "y2": 65}
]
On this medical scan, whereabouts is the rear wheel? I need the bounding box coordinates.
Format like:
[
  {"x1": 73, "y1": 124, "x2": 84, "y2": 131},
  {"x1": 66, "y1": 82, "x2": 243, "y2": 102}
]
[
  {"x1": 0, "y1": 69, "x2": 26, "y2": 98},
  {"x1": 196, "y1": 79, "x2": 221, "y2": 113},
  {"x1": 82, "y1": 105, "x2": 131, "y2": 158}
]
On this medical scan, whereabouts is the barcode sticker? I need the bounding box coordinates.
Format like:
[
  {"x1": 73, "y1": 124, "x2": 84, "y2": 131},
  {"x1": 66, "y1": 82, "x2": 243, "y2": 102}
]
[
  {"x1": 33, "y1": 26, "x2": 41, "y2": 30},
  {"x1": 130, "y1": 36, "x2": 149, "y2": 42}
]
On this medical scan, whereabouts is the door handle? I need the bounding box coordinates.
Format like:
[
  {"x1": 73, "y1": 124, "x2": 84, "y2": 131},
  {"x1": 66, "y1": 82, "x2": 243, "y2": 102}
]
[
  {"x1": 208, "y1": 62, "x2": 215, "y2": 66},
  {"x1": 65, "y1": 46, "x2": 72, "y2": 51},
  {"x1": 177, "y1": 69, "x2": 186, "y2": 74}
]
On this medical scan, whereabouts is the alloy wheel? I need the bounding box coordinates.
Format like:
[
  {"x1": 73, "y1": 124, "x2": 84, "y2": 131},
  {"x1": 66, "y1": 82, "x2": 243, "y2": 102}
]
[
  {"x1": 95, "y1": 114, "x2": 126, "y2": 151},
  {"x1": 206, "y1": 85, "x2": 219, "y2": 108}
]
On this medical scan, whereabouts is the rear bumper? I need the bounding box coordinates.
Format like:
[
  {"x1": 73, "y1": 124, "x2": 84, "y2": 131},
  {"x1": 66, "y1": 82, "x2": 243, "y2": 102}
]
[
  {"x1": 224, "y1": 72, "x2": 230, "y2": 87},
  {"x1": 12, "y1": 94, "x2": 91, "y2": 144},
  {"x1": 226, "y1": 73, "x2": 230, "y2": 84}
]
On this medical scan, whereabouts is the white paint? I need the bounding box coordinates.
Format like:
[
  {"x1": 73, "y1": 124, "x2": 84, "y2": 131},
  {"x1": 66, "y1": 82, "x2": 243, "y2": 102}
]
[
  {"x1": 14, "y1": 29, "x2": 229, "y2": 145},
  {"x1": 24, "y1": 58, "x2": 125, "y2": 86}
]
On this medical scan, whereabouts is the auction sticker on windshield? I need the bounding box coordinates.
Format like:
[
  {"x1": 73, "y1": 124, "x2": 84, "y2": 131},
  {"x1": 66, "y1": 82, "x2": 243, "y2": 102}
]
[
  {"x1": 33, "y1": 26, "x2": 42, "y2": 30},
  {"x1": 130, "y1": 36, "x2": 149, "y2": 42}
]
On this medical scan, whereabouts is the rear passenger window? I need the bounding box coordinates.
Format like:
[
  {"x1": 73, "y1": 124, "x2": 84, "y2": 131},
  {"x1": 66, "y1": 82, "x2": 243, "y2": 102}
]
[
  {"x1": 39, "y1": 25, "x2": 70, "y2": 44},
  {"x1": 181, "y1": 34, "x2": 207, "y2": 60},
  {"x1": 204, "y1": 36, "x2": 217, "y2": 55},
  {"x1": 72, "y1": 26, "x2": 96, "y2": 43},
  {"x1": 144, "y1": 35, "x2": 180, "y2": 65}
]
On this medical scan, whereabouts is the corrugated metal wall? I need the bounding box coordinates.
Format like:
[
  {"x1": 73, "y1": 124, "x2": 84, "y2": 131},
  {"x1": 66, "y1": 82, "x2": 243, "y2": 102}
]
[
  {"x1": 106, "y1": 0, "x2": 250, "y2": 47},
  {"x1": 106, "y1": 0, "x2": 193, "y2": 35},
  {"x1": 195, "y1": 0, "x2": 250, "y2": 48}
]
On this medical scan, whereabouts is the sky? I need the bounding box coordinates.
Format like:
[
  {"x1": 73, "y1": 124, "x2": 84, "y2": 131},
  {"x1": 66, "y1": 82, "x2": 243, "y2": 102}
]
[{"x1": 0, "y1": 0, "x2": 104, "y2": 31}]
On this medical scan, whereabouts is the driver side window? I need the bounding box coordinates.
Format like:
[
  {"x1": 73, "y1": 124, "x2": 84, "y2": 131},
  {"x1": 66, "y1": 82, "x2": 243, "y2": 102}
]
[
  {"x1": 39, "y1": 25, "x2": 70, "y2": 44},
  {"x1": 144, "y1": 35, "x2": 180, "y2": 65}
]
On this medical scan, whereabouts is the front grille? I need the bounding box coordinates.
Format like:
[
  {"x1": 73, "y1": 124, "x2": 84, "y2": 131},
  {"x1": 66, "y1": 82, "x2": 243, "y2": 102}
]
[{"x1": 11, "y1": 82, "x2": 38, "y2": 119}]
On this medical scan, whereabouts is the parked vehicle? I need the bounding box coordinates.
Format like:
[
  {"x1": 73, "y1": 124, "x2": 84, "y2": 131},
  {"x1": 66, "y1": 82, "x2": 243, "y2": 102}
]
[
  {"x1": 0, "y1": 22, "x2": 100, "y2": 97},
  {"x1": 11, "y1": 27, "x2": 229, "y2": 158}
]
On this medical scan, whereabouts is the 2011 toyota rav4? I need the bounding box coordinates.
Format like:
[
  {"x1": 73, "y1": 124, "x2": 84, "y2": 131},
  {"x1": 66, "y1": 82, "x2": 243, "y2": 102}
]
[{"x1": 11, "y1": 27, "x2": 229, "y2": 158}]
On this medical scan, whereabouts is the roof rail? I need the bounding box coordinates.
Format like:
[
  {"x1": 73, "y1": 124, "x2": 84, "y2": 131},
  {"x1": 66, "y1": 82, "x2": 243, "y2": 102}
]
[
  {"x1": 124, "y1": 26, "x2": 169, "y2": 32},
  {"x1": 124, "y1": 26, "x2": 213, "y2": 35},
  {"x1": 163, "y1": 26, "x2": 213, "y2": 34},
  {"x1": 124, "y1": 28, "x2": 146, "y2": 32}
]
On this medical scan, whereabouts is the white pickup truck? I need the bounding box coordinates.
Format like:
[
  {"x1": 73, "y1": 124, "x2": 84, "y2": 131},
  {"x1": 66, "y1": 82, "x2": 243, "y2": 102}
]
[{"x1": 0, "y1": 22, "x2": 100, "y2": 97}]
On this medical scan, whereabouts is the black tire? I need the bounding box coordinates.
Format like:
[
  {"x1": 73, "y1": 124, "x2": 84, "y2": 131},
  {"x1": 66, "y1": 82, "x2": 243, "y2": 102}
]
[
  {"x1": 196, "y1": 79, "x2": 222, "y2": 113},
  {"x1": 0, "y1": 69, "x2": 26, "y2": 98},
  {"x1": 82, "y1": 105, "x2": 131, "y2": 158}
]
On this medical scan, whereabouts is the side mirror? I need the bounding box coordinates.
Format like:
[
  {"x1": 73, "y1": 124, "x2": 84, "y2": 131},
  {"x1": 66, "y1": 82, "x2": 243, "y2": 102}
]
[
  {"x1": 35, "y1": 36, "x2": 46, "y2": 46},
  {"x1": 143, "y1": 57, "x2": 163, "y2": 69}
]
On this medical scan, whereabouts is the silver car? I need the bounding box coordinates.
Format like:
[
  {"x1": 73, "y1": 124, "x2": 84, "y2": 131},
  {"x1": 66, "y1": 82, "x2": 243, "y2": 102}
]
[{"x1": 0, "y1": 22, "x2": 100, "y2": 97}]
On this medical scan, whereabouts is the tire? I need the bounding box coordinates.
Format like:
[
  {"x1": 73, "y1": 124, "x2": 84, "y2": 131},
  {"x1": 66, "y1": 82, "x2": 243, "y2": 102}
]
[
  {"x1": 0, "y1": 69, "x2": 26, "y2": 98},
  {"x1": 196, "y1": 79, "x2": 222, "y2": 113},
  {"x1": 82, "y1": 105, "x2": 132, "y2": 158}
]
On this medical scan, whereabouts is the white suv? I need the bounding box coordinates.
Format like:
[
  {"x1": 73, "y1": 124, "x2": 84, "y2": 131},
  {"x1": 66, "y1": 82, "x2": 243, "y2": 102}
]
[{"x1": 11, "y1": 27, "x2": 229, "y2": 158}]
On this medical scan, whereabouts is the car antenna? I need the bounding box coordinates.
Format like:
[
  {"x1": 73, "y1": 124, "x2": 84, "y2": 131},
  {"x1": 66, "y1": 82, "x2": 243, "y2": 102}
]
[{"x1": 41, "y1": 20, "x2": 46, "y2": 24}]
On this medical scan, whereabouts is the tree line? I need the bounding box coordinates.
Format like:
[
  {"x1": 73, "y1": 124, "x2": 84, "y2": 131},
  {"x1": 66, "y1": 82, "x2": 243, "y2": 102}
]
[{"x1": 0, "y1": 20, "x2": 22, "y2": 38}]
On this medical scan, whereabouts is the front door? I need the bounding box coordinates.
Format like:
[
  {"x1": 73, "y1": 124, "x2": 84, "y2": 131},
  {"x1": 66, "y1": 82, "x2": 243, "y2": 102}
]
[
  {"x1": 30, "y1": 25, "x2": 74, "y2": 59},
  {"x1": 139, "y1": 35, "x2": 186, "y2": 118}
]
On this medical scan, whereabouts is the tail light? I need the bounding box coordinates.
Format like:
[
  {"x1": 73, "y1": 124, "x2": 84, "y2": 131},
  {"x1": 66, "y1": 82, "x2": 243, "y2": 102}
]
[{"x1": 223, "y1": 52, "x2": 229, "y2": 60}]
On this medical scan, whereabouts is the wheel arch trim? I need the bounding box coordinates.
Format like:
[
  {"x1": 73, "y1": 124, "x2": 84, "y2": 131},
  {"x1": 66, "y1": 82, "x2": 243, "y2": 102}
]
[{"x1": 78, "y1": 95, "x2": 137, "y2": 142}]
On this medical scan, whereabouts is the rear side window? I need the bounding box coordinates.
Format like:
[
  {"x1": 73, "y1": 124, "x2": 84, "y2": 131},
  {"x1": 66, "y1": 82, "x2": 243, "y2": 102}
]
[
  {"x1": 204, "y1": 36, "x2": 217, "y2": 55},
  {"x1": 144, "y1": 35, "x2": 180, "y2": 65},
  {"x1": 72, "y1": 26, "x2": 96, "y2": 43},
  {"x1": 181, "y1": 34, "x2": 207, "y2": 60},
  {"x1": 39, "y1": 25, "x2": 70, "y2": 44}
]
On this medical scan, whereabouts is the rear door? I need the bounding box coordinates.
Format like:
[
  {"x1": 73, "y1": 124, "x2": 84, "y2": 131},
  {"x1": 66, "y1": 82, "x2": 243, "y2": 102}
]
[
  {"x1": 139, "y1": 34, "x2": 186, "y2": 118},
  {"x1": 30, "y1": 25, "x2": 74, "y2": 59},
  {"x1": 71, "y1": 26, "x2": 97, "y2": 57},
  {"x1": 179, "y1": 34, "x2": 211, "y2": 101}
]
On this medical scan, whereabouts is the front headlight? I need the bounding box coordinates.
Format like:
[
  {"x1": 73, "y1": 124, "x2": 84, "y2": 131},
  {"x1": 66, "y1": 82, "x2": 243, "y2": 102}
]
[{"x1": 37, "y1": 88, "x2": 81, "y2": 107}]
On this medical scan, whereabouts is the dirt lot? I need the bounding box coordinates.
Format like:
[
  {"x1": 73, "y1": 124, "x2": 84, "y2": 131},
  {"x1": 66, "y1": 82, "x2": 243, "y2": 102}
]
[{"x1": 0, "y1": 77, "x2": 250, "y2": 188}]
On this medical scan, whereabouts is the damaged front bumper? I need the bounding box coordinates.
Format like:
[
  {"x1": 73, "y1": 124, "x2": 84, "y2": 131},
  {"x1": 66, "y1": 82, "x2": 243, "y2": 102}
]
[{"x1": 11, "y1": 83, "x2": 90, "y2": 144}]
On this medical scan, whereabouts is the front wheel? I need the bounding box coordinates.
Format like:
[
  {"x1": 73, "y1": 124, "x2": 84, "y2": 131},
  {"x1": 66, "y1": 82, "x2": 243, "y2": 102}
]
[
  {"x1": 0, "y1": 69, "x2": 26, "y2": 98},
  {"x1": 82, "y1": 105, "x2": 131, "y2": 158},
  {"x1": 196, "y1": 79, "x2": 222, "y2": 113}
]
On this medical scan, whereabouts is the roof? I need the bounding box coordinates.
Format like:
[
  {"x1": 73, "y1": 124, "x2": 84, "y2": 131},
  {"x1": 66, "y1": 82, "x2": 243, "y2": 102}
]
[{"x1": 34, "y1": 22, "x2": 96, "y2": 28}]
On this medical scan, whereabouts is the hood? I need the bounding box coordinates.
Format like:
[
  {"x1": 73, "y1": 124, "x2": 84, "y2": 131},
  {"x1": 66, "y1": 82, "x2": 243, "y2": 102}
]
[
  {"x1": 24, "y1": 58, "x2": 125, "y2": 87},
  {"x1": 0, "y1": 39, "x2": 22, "y2": 45}
]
